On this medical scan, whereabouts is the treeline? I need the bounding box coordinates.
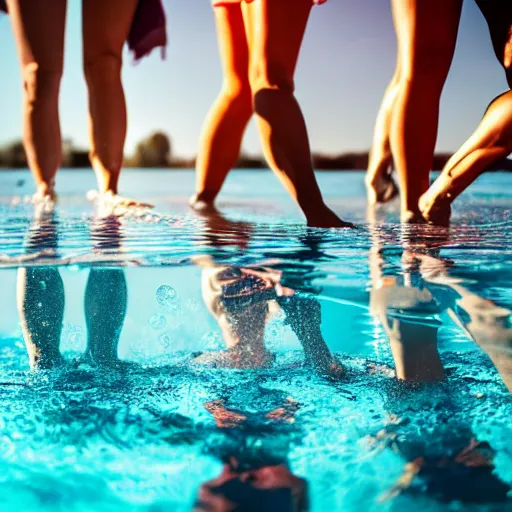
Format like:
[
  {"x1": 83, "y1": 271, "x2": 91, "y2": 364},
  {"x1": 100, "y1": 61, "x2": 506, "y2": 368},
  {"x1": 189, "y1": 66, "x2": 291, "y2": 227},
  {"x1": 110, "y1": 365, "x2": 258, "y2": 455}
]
[{"x1": 1, "y1": 132, "x2": 511, "y2": 171}]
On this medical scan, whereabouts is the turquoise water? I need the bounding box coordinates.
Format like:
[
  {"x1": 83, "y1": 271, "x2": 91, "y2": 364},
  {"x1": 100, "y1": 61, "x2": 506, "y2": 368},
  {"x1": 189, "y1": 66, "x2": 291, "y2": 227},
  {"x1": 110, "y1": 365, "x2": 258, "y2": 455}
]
[{"x1": 0, "y1": 169, "x2": 511, "y2": 511}]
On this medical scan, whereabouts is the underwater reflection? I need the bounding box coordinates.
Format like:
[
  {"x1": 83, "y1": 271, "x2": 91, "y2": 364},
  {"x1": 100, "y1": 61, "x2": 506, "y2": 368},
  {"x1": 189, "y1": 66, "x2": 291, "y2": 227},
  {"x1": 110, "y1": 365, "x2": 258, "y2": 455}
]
[
  {"x1": 195, "y1": 383, "x2": 307, "y2": 512},
  {"x1": 191, "y1": 256, "x2": 342, "y2": 377},
  {"x1": 191, "y1": 208, "x2": 344, "y2": 377},
  {"x1": 368, "y1": 226, "x2": 511, "y2": 504},
  {"x1": 17, "y1": 207, "x2": 128, "y2": 369},
  {"x1": 194, "y1": 463, "x2": 308, "y2": 512}
]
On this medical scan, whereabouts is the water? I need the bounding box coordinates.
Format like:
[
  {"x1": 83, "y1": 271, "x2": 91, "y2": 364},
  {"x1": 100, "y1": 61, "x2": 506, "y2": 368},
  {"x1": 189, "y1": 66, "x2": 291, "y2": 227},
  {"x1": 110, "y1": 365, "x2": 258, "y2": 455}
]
[{"x1": 0, "y1": 169, "x2": 511, "y2": 511}]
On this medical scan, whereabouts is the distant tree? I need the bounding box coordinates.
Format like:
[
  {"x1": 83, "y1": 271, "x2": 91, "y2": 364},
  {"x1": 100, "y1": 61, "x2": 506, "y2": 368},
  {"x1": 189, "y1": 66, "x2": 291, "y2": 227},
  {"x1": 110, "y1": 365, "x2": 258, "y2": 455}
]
[
  {"x1": 236, "y1": 152, "x2": 266, "y2": 169},
  {"x1": 70, "y1": 150, "x2": 92, "y2": 168},
  {"x1": 312, "y1": 152, "x2": 369, "y2": 170},
  {"x1": 133, "y1": 132, "x2": 172, "y2": 167},
  {"x1": 0, "y1": 140, "x2": 27, "y2": 168}
]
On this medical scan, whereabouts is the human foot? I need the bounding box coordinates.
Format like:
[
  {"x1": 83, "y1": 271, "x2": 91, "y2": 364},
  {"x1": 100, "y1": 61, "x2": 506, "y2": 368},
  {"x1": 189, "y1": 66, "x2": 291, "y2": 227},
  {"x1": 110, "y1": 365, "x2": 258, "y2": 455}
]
[
  {"x1": 189, "y1": 193, "x2": 217, "y2": 213},
  {"x1": 32, "y1": 180, "x2": 57, "y2": 203},
  {"x1": 87, "y1": 190, "x2": 154, "y2": 214},
  {"x1": 400, "y1": 209, "x2": 427, "y2": 224},
  {"x1": 31, "y1": 184, "x2": 57, "y2": 220},
  {"x1": 306, "y1": 206, "x2": 355, "y2": 228},
  {"x1": 419, "y1": 190, "x2": 452, "y2": 226},
  {"x1": 365, "y1": 172, "x2": 399, "y2": 205}
]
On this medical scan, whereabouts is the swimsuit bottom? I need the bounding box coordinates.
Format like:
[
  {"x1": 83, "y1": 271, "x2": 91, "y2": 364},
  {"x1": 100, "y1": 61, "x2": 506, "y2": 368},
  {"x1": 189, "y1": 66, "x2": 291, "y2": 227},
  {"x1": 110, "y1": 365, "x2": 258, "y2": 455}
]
[{"x1": 212, "y1": 0, "x2": 327, "y2": 7}]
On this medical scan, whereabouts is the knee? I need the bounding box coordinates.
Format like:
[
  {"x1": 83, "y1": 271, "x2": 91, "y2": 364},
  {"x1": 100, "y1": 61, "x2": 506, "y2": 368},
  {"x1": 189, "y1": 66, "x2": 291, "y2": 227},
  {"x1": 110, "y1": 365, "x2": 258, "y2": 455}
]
[
  {"x1": 400, "y1": 44, "x2": 454, "y2": 90},
  {"x1": 84, "y1": 52, "x2": 122, "y2": 88},
  {"x1": 249, "y1": 60, "x2": 294, "y2": 96},
  {"x1": 22, "y1": 62, "x2": 62, "y2": 105},
  {"x1": 221, "y1": 77, "x2": 252, "y2": 110},
  {"x1": 489, "y1": 92, "x2": 512, "y2": 146}
]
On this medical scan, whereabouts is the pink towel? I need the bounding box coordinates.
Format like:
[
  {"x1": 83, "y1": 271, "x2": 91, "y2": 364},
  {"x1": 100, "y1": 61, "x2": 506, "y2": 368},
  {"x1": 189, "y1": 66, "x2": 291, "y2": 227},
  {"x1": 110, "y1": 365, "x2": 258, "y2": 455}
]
[{"x1": 0, "y1": 0, "x2": 167, "y2": 62}]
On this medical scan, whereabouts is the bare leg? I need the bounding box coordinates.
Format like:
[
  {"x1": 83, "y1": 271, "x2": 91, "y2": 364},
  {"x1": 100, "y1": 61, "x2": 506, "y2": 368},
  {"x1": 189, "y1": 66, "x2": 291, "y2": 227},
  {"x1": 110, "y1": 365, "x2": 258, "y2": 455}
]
[
  {"x1": 84, "y1": 269, "x2": 127, "y2": 367},
  {"x1": 279, "y1": 295, "x2": 345, "y2": 378},
  {"x1": 366, "y1": 0, "x2": 402, "y2": 205},
  {"x1": 420, "y1": 91, "x2": 512, "y2": 224},
  {"x1": 414, "y1": 252, "x2": 512, "y2": 392},
  {"x1": 476, "y1": 0, "x2": 512, "y2": 88},
  {"x1": 366, "y1": 67, "x2": 400, "y2": 205},
  {"x1": 387, "y1": 318, "x2": 445, "y2": 382},
  {"x1": 369, "y1": 243, "x2": 444, "y2": 382},
  {"x1": 82, "y1": 0, "x2": 138, "y2": 195},
  {"x1": 390, "y1": 0, "x2": 462, "y2": 222},
  {"x1": 17, "y1": 268, "x2": 64, "y2": 370},
  {"x1": 192, "y1": 6, "x2": 253, "y2": 210},
  {"x1": 245, "y1": 0, "x2": 350, "y2": 227},
  {"x1": 6, "y1": 0, "x2": 66, "y2": 199}
]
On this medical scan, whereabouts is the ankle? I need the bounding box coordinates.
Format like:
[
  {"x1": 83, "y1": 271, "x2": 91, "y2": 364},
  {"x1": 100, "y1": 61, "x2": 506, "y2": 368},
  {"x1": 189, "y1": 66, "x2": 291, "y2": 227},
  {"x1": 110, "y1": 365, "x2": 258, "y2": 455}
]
[
  {"x1": 90, "y1": 153, "x2": 120, "y2": 194},
  {"x1": 35, "y1": 180, "x2": 56, "y2": 200}
]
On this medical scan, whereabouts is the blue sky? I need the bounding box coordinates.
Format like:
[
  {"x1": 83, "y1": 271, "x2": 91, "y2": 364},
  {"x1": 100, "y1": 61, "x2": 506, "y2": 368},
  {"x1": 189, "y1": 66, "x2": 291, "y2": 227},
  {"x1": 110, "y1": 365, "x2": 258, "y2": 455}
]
[{"x1": 0, "y1": 0, "x2": 508, "y2": 159}]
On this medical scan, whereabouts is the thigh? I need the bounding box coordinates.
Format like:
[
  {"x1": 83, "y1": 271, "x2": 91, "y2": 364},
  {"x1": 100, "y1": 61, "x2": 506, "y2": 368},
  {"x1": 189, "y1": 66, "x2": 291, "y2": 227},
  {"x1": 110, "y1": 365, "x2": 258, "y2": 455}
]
[
  {"x1": 214, "y1": 6, "x2": 250, "y2": 87},
  {"x1": 6, "y1": 0, "x2": 66, "y2": 71},
  {"x1": 393, "y1": 0, "x2": 462, "y2": 77},
  {"x1": 475, "y1": 0, "x2": 512, "y2": 69},
  {"x1": 246, "y1": 0, "x2": 312, "y2": 82},
  {"x1": 82, "y1": 0, "x2": 138, "y2": 64}
]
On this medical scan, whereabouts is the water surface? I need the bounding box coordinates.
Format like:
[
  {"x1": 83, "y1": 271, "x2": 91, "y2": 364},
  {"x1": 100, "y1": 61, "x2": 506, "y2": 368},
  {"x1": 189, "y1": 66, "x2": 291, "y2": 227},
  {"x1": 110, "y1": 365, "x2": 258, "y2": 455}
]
[{"x1": 0, "y1": 169, "x2": 511, "y2": 511}]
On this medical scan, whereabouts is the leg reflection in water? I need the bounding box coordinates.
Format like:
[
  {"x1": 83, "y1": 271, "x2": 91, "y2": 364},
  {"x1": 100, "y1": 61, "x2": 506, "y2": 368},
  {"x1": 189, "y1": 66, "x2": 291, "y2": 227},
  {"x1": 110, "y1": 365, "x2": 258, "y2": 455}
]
[
  {"x1": 17, "y1": 209, "x2": 128, "y2": 369},
  {"x1": 84, "y1": 268, "x2": 127, "y2": 367},
  {"x1": 18, "y1": 266, "x2": 65, "y2": 370},
  {"x1": 17, "y1": 209, "x2": 64, "y2": 369},
  {"x1": 193, "y1": 255, "x2": 343, "y2": 378},
  {"x1": 85, "y1": 214, "x2": 127, "y2": 367},
  {"x1": 368, "y1": 230, "x2": 511, "y2": 504}
]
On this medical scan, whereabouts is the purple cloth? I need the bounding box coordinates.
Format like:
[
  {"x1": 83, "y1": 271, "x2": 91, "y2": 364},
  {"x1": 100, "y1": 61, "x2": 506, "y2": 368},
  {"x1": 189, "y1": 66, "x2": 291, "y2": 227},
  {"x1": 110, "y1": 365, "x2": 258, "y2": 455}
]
[
  {"x1": 128, "y1": 0, "x2": 168, "y2": 62},
  {"x1": 0, "y1": 0, "x2": 167, "y2": 62}
]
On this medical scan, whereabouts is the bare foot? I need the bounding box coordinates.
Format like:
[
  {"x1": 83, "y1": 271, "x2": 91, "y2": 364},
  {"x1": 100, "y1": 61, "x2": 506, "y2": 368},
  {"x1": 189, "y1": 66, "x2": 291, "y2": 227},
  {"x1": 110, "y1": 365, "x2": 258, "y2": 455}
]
[
  {"x1": 32, "y1": 180, "x2": 57, "y2": 204},
  {"x1": 87, "y1": 190, "x2": 154, "y2": 215},
  {"x1": 419, "y1": 191, "x2": 452, "y2": 226},
  {"x1": 31, "y1": 186, "x2": 57, "y2": 220},
  {"x1": 189, "y1": 193, "x2": 217, "y2": 213},
  {"x1": 306, "y1": 206, "x2": 355, "y2": 228},
  {"x1": 365, "y1": 173, "x2": 399, "y2": 205},
  {"x1": 400, "y1": 209, "x2": 427, "y2": 224}
]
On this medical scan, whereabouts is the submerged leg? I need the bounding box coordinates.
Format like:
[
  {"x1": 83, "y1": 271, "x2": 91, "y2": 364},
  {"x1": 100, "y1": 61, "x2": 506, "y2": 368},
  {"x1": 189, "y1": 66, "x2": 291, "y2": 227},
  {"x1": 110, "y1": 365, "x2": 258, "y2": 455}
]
[
  {"x1": 17, "y1": 267, "x2": 65, "y2": 369},
  {"x1": 85, "y1": 269, "x2": 127, "y2": 366},
  {"x1": 279, "y1": 295, "x2": 345, "y2": 379}
]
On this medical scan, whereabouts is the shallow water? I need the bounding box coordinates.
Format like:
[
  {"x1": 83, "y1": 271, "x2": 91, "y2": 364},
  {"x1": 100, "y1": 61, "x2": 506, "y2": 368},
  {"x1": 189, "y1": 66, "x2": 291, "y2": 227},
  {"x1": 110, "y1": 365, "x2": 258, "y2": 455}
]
[{"x1": 0, "y1": 169, "x2": 511, "y2": 511}]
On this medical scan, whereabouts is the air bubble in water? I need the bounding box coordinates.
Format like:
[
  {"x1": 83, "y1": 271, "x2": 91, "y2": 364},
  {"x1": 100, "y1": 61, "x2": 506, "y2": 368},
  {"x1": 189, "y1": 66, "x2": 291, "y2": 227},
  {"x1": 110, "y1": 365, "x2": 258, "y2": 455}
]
[
  {"x1": 156, "y1": 285, "x2": 178, "y2": 309},
  {"x1": 149, "y1": 314, "x2": 167, "y2": 330},
  {"x1": 167, "y1": 303, "x2": 181, "y2": 314},
  {"x1": 201, "y1": 331, "x2": 223, "y2": 350},
  {"x1": 185, "y1": 298, "x2": 200, "y2": 312},
  {"x1": 159, "y1": 332, "x2": 172, "y2": 349}
]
